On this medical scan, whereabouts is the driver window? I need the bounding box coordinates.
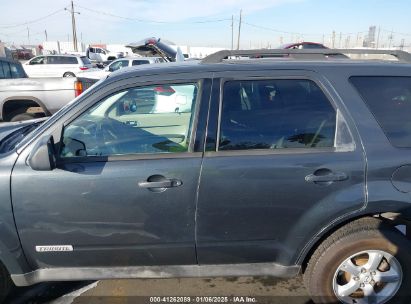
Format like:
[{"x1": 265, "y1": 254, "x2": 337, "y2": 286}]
[
  {"x1": 109, "y1": 60, "x2": 128, "y2": 72},
  {"x1": 60, "y1": 82, "x2": 199, "y2": 158},
  {"x1": 30, "y1": 56, "x2": 45, "y2": 65}
]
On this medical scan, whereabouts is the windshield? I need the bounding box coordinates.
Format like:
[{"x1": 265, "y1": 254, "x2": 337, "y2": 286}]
[{"x1": 0, "y1": 122, "x2": 43, "y2": 154}]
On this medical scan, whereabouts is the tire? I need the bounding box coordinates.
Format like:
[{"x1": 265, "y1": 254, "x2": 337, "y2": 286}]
[
  {"x1": 63, "y1": 72, "x2": 75, "y2": 77},
  {"x1": 304, "y1": 217, "x2": 411, "y2": 304},
  {"x1": 0, "y1": 263, "x2": 13, "y2": 302},
  {"x1": 9, "y1": 112, "x2": 37, "y2": 122}
]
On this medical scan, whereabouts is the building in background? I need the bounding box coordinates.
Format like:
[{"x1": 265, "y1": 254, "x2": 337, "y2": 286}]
[{"x1": 363, "y1": 26, "x2": 377, "y2": 48}]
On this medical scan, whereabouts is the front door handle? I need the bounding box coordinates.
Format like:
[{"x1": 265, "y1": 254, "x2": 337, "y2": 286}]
[
  {"x1": 305, "y1": 169, "x2": 348, "y2": 183},
  {"x1": 138, "y1": 178, "x2": 182, "y2": 189}
]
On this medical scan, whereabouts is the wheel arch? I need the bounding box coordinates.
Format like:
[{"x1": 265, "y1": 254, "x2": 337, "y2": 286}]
[
  {"x1": 1, "y1": 97, "x2": 50, "y2": 121},
  {"x1": 0, "y1": 239, "x2": 30, "y2": 276},
  {"x1": 298, "y1": 204, "x2": 411, "y2": 273}
]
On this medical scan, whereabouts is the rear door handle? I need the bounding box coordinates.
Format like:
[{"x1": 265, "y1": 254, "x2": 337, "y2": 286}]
[
  {"x1": 138, "y1": 179, "x2": 182, "y2": 189},
  {"x1": 305, "y1": 170, "x2": 348, "y2": 183}
]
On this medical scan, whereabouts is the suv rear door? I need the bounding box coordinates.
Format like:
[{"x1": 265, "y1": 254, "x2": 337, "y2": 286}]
[{"x1": 196, "y1": 70, "x2": 366, "y2": 267}]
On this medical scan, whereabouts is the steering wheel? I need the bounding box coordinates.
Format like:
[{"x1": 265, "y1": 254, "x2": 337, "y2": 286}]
[
  {"x1": 97, "y1": 118, "x2": 121, "y2": 155},
  {"x1": 65, "y1": 119, "x2": 100, "y2": 153}
]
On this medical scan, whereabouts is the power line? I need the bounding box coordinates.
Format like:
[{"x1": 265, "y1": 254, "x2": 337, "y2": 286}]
[
  {"x1": 0, "y1": 8, "x2": 66, "y2": 29},
  {"x1": 380, "y1": 28, "x2": 411, "y2": 37},
  {"x1": 76, "y1": 4, "x2": 231, "y2": 24}
]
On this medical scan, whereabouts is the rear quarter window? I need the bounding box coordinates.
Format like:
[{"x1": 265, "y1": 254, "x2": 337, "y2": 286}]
[
  {"x1": 81, "y1": 56, "x2": 91, "y2": 65},
  {"x1": 350, "y1": 76, "x2": 411, "y2": 147}
]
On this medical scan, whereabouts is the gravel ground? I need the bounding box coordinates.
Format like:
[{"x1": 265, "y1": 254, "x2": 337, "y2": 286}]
[
  {"x1": 5, "y1": 276, "x2": 313, "y2": 304},
  {"x1": 60, "y1": 276, "x2": 312, "y2": 304}
]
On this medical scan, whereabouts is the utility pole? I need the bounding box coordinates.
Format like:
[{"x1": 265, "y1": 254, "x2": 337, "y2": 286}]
[
  {"x1": 345, "y1": 36, "x2": 350, "y2": 48},
  {"x1": 237, "y1": 9, "x2": 242, "y2": 50},
  {"x1": 332, "y1": 31, "x2": 336, "y2": 48},
  {"x1": 27, "y1": 27, "x2": 30, "y2": 45},
  {"x1": 44, "y1": 30, "x2": 48, "y2": 42},
  {"x1": 400, "y1": 39, "x2": 405, "y2": 50},
  {"x1": 65, "y1": 1, "x2": 80, "y2": 52},
  {"x1": 231, "y1": 15, "x2": 234, "y2": 50}
]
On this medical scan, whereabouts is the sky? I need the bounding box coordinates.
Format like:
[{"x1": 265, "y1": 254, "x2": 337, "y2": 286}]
[{"x1": 1, "y1": 0, "x2": 411, "y2": 48}]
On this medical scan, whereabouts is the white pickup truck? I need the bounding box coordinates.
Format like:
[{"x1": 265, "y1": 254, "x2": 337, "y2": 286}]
[{"x1": 0, "y1": 57, "x2": 94, "y2": 121}]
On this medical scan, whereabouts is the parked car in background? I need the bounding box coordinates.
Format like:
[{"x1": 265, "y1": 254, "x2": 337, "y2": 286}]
[
  {"x1": 79, "y1": 56, "x2": 164, "y2": 80},
  {"x1": 86, "y1": 47, "x2": 121, "y2": 62},
  {"x1": 281, "y1": 42, "x2": 328, "y2": 49},
  {"x1": 1, "y1": 57, "x2": 93, "y2": 121},
  {"x1": 23, "y1": 55, "x2": 93, "y2": 78},
  {"x1": 0, "y1": 48, "x2": 411, "y2": 304}
]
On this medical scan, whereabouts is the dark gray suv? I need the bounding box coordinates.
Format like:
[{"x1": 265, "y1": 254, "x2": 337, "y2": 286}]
[{"x1": 1, "y1": 49, "x2": 411, "y2": 304}]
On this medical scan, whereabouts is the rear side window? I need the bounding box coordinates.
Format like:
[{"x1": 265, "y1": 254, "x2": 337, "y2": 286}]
[
  {"x1": 351, "y1": 77, "x2": 411, "y2": 148},
  {"x1": 48, "y1": 56, "x2": 78, "y2": 64},
  {"x1": 132, "y1": 60, "x2": 150, "y2": 66},
  {"x1": 219, "y1": 79, "x2": 336, "y2": 151},
  {"x1": 60, "y1": 57, "x2": 78, "y2": 64}
]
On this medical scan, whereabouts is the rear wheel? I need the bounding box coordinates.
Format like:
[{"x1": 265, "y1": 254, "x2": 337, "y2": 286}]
[
  {"x1": 10, "y1": 112, "x2": 36, "y2": 122},
  {"x1": 9, "y1": 111, "x2": 46, "y2": 122},
  {"x1": 304, "y1": 217, "x2": 411, "y2": 304},
  {"x1": 63, "y1": 72, "x2": 75, "y2": 77}
]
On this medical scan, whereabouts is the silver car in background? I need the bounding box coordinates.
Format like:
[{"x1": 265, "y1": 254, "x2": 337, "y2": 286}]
[{"x1": 79, "y1": 56, "x2": 164, "y2": 80}]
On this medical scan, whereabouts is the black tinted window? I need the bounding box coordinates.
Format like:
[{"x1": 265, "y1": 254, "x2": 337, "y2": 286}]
[
  {"x1": 0, "y1": 61, "x2": 6, "y2": 79},
  {"x1": 219, "y1": 79, "x2": 336, "y2": 151},
  {"x1": 48, "y1": 56, "x2": 78, "y2": 64},
  {"x1": 1, "y1": 62, "x2": 12, "y2": 78},
  {"x1": 351, "y1": 76, "x2": 411, "y2": 147},
  {"x1": 132, "y1": 60, "x2": 150, "y2": 66}
]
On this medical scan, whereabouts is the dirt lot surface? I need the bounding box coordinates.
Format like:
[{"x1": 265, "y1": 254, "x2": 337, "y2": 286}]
[{"x1": 7, "y1": 276, "x2": 313, "y2": 304}]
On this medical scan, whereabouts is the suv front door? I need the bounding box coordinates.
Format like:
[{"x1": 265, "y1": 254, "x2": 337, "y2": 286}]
[
  {"x1": 196, "y1": 71, "x2": 366, "y2": 267},
  {"x1": 11, "y1": 77, "x2": 210, "y2": 269}
]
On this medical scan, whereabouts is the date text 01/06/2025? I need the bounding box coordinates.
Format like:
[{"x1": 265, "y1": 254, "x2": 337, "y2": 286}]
[{"x1": 149, "y1": 296, "x2": 257, "y2": 303}]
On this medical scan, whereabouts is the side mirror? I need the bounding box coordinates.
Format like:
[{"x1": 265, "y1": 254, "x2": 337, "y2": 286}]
[{"x1": 28, "y1": 135, "x2": 56, "y2": 171}]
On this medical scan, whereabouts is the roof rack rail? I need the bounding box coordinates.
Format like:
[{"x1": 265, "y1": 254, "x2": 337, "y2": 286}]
[{"x1": 201, "y1": 48, "x2": 411, "y2": 64}]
